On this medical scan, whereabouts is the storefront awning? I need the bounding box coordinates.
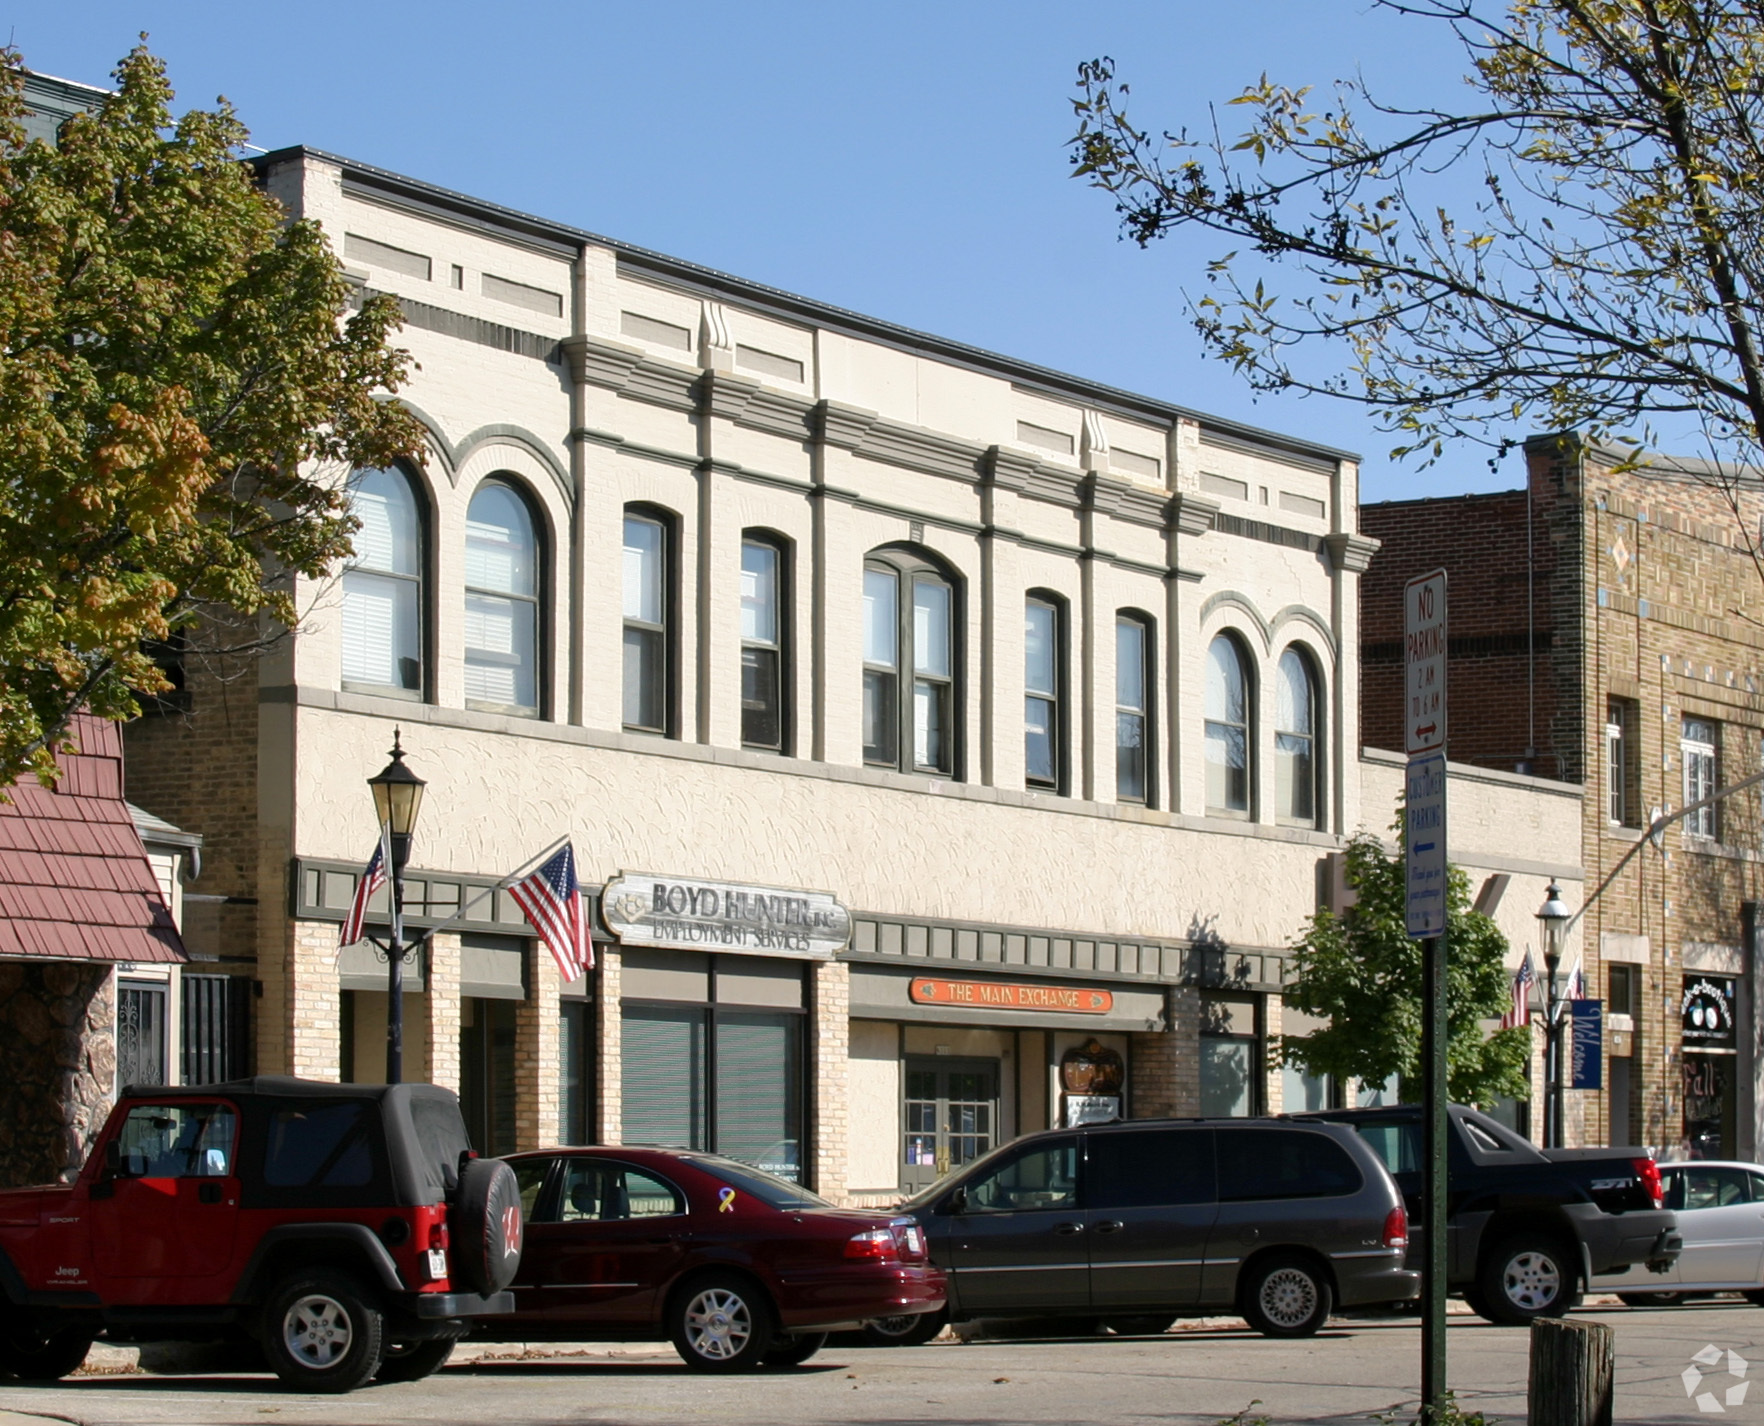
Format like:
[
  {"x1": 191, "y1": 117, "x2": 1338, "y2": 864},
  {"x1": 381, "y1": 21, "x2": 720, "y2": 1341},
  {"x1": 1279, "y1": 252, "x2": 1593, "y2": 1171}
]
[{"x1": 0, "y1": 716, "x2": 186, "y2": 965}]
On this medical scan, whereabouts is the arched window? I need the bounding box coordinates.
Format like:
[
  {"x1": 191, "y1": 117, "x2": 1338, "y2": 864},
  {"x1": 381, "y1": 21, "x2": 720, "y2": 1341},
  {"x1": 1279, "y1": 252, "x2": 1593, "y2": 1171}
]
[
  {"x1": 1025, "y1": 593, "x2": 1065, "y2": 792},
  {"x1": 863, "y1": 551, "x2": 957, "y2": 776},
  {"x1": 1116, "y1": 613, "x2": 1154, "y2": 805},
  {"x1": 464, "y1": 480, "x2": 540, "y2": 713},
  {"x1": 623, "y1": 508, "x2": 673, "y2": 735},
  {"x1": 1204, "y1": 634, "x2": 1251, "y2": 815},
  {"x1": 341, "y1": 466, "x2": 424, "y2": 695},
  {"x1": 1276, "y1": 647, "x2": 1322, "y2": 827},
  {"x1": 740, "y1": 533, "x2": 789, "y2": 752}
]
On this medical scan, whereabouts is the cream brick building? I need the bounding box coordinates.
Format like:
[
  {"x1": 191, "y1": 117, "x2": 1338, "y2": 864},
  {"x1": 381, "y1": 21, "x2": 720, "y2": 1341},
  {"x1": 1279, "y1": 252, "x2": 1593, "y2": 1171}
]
[{"x1": 122, "y1": 148, "x2": 1582, "y2": 1200}]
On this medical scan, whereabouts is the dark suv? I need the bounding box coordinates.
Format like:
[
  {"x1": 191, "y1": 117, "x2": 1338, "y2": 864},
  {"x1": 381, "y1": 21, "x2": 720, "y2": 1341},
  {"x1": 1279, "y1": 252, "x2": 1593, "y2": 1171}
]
[
  {"x1": 0, "y1": 1077, "x2": 524, "y2": 1392},
  {"x1": 879, "y1": 1117, "x2": 1416, "y2": 1343}
]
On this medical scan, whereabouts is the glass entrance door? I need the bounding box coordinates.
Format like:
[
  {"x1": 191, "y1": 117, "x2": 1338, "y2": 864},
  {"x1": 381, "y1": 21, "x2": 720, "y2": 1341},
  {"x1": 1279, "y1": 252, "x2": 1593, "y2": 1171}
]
[{"x1": 903, "y1": 1057, "x2": 998, "y2": 1192}]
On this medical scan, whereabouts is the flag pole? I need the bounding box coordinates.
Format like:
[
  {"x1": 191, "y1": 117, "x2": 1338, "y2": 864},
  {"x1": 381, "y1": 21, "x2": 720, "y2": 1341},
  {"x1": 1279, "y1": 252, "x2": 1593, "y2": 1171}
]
[{"x1": 407, "y1": 834, "x2": 572, "y2": 949}]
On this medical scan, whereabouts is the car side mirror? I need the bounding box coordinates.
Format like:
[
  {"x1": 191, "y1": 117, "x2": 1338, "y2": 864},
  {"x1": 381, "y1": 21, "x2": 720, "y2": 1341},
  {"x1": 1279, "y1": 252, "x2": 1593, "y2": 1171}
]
[{"x1": 946, "y1": 1187, "x2": 968, "y2": 1216}]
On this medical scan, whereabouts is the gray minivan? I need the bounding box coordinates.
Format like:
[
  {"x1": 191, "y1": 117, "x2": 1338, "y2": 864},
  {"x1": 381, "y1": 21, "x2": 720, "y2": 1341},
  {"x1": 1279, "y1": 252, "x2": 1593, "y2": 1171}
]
[{"x1": 871, "y1": 1117, "x2": 1417, "y2": 1342}]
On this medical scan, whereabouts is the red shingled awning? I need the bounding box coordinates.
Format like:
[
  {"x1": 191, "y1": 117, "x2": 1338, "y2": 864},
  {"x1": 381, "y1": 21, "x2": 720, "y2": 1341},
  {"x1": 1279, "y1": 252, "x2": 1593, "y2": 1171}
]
[{"x1": 0, "y1": 716, "x2": 186, "y2": 964}]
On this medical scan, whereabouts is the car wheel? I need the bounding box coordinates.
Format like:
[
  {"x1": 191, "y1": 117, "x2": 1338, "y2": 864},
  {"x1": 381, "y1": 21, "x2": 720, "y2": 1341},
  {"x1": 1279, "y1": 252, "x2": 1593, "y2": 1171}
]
[
  {"x1": 858, "y1": 1310, "x2": 946, "y2": 1347},
  {"x1": 1475, "y1": 1237, "x2": 1576, "y2": 1325},
  {"x1": 761, "y1": 1331, "x2": 828, "y2": 1368},
  {"x1": 260, "y1": 1269, "x2": 385, "y2": 1393},
  {"x1": 1618, "y1": 1291, "x2": 1684, "y2": 1308},
  {"x1": 1744, "y1": 1290, "x2": 1764, "y2": 1308},
  {"x1": 668, "y1": 1274, "x2": 775, "y2": 1372},
  {"x1": 1240, "y1": 1254, "x2": 1333, "y2": 1338},
  {"x1": 1104, "y1": 1316, "x2": 1175, "y2": 1336},
  {"x1": 374, "y1": 1337, "x2": 456, "y2": 1383},
  {"x1": 0, "y1": 1314, "x2": 94, "y2": 1382}
]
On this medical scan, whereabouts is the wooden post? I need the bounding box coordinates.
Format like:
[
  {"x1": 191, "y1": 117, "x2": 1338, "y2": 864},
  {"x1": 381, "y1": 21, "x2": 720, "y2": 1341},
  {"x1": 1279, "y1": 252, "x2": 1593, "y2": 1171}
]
[{"x1": 1528, "y1": 1318, "x2": 1614, "y2": 1426}]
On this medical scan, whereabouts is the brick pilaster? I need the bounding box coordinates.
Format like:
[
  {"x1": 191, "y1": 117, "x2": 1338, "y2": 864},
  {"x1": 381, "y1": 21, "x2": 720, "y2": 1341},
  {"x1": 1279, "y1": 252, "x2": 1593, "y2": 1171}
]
[
  {"x1": 287, "y1": 919, "x2": 343, "y2": 1081},
  {"x1": 424, "y1": 932, "x2": 462, "y2": 1093},
  {"x1": 595, "y1": 948, "x2": 622, "y2": 1143},
  {"x1": 810, "y1": 959, "x2": 850, "y2": 1204},
  {"x1": 514, "y1": 939, "x2": 561, "y2": 1151},
  {"x1": 1128, "y1": 986, "x2": 1201, "y2": 1118}
]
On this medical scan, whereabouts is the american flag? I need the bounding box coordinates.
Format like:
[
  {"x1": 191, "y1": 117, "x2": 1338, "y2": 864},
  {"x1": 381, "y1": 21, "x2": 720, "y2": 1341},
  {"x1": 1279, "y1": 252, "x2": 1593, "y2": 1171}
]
[
  {"x1": 339, "y1": 825, "x2": 390, "y2": 948},
  {"x1": 1565, "y1": 955, "x2": 1588, "y2": 1001},
  {"x1": 509, "y1": 843, "x2": 593, "y2": 983},
  {"x1": 1501, "y1": 952, "x2": 1534, "y2": 1030}
]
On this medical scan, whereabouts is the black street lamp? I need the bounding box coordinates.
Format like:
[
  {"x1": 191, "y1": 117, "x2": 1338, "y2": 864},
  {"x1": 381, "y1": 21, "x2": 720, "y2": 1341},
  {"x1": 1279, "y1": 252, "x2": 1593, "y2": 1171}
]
[
  {"x1": 1535, "y1": 880, "x2": 1572, "y2": 1147},
  {"x1": 367, "y1": 729, "x2": 425, "y2": 1084}
]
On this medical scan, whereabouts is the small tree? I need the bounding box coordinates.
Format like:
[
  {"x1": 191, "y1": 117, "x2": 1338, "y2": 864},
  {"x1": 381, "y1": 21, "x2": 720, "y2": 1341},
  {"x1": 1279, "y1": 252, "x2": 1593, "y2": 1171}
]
[
  {"x1": 1067, "y1": 2, "x2": 1764, "y2": 568},
  {"x1": 1282, "y1": 829, "x2": 1531, "y2": 1106},
  {"x1": 0, "y1": 44, "x2": 423, "y2": 786}
]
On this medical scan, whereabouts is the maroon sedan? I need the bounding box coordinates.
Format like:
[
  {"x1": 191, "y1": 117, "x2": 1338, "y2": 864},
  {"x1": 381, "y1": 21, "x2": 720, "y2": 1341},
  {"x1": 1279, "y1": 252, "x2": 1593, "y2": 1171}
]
[{"x1": 475, "y1": 1147, "x2": 944, "y2": 1371}]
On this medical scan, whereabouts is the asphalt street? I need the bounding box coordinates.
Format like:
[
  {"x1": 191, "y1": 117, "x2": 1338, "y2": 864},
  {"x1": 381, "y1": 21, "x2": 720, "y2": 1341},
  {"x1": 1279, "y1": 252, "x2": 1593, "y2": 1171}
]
[{"x1": 0, "y1": 1301, "x2": 1757, "y2": 1426}]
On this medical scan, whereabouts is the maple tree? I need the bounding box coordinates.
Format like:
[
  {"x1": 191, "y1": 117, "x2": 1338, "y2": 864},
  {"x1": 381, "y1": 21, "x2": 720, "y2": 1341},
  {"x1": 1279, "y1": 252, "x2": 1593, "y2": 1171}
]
[{"x1": 0, "y1": 43, "x2": 422, "y2": 786}]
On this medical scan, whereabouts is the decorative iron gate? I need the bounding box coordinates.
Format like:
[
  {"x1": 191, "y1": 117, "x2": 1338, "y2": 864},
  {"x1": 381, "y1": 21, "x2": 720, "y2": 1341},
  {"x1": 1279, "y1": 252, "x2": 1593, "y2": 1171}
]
[{"x1": 180, "y1": 974, "x2": 250, "y2": 1085}]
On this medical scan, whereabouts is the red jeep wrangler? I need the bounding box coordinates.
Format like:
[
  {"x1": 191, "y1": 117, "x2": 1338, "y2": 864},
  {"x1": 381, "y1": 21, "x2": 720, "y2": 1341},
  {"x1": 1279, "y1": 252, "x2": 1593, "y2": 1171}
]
[{"x1": 0, "y1": 1077, "x2": 524, "y2": 1392}]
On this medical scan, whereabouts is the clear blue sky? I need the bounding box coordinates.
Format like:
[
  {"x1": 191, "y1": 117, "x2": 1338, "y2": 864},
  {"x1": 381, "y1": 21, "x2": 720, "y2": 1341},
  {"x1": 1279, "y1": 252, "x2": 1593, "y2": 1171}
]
[{"x1": 13, "y1": 2, "x2": 1506, "y2": 504}]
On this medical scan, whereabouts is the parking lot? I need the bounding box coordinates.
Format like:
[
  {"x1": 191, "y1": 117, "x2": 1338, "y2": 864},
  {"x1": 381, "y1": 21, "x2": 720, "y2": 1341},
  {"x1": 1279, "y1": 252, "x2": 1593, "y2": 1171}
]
[{"x1": 0, "y1": 1301, "x2": 1753, "y2": 1426}]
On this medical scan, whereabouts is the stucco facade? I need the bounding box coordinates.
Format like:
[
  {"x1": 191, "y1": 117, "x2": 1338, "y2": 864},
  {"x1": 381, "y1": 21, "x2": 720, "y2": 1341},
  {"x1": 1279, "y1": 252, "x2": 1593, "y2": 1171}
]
[{"x1": 123, "y1": 148, "x2": 1583, "y2": 1199}]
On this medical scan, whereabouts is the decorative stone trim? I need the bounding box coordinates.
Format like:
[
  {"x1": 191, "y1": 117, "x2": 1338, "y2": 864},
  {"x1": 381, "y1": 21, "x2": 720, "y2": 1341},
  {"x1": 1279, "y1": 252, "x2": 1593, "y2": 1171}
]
[{"x1": 1324, "y1": 531, "x2": 1381, "y2": 573}]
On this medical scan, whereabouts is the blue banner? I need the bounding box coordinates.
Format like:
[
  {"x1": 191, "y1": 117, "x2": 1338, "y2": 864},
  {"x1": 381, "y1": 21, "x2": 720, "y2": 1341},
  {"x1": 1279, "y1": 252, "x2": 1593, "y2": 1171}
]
[{"x1": 1570, "y1": 999, "x2": 1603, "y2": 1090}]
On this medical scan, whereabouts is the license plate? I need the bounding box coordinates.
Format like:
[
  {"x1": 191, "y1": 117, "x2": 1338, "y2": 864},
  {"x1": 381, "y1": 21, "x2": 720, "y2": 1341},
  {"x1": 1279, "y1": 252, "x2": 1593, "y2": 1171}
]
[{"x1": 427, "y1": 1248, "x2": 447, "y2": 1279}]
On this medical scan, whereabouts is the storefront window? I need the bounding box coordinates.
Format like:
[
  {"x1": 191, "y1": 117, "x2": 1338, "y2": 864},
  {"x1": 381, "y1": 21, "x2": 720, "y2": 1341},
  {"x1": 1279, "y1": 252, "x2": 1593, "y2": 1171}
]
[
  {"x1": 1200, "y1": 993, "x2": 1261, "y2": 1116},
  {"x1": 460, "y1": 997, "x2": 517, "y2": 1157},
  {"x1": 621, "y1": 980, "x2": 805, "y2": 1182},
  {"x1": 559, "y1": 1000, "x2": 590, "y2": 1145},
  {"x1": 1683, "y1": 973, "x2": 1738, "y2": 1158}
]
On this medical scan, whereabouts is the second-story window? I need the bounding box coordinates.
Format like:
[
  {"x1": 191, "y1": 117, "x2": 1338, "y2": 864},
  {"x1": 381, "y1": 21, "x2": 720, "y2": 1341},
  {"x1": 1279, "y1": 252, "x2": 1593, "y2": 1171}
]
[
  {"x1": 1275, "y1": 647, "x2": 1320, "y2": 827},
  {"x1": 464, "y1": 480, "x2": 539, "y2": 713},
  {"x1": 1116, "y1": 614, "x2": 1151, "y2": 804},
  {"x1": 1205, "y1": 633, "x2": 1252, "y2": 815},
  {"x1": 623, "y1": 511, "x2": 670, "y2": 735},
  {"x1": 741, "y1": 535, "x2": 785, "y2": 751},
  {"x1": 1607, "y1": 697, "x2": 1640, "y2": 827},
  {"x1": 863, "y1": 552, "x2": 956, "y2": 776},
  {"x1": 1683, "y1": 715, "x2": 1719, "y2": 840},
  {"x1": 1024, "y1": 595, "x2": 1062, "y2": 791},
  {"x1": 342, "y1": 466, "x2": 424, "y2": 696}
]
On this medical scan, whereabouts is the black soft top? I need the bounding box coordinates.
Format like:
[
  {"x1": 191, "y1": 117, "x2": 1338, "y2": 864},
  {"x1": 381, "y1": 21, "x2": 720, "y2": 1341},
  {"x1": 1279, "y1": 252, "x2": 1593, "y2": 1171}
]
[{"x1": 114, "y1": 1077, "x2": 473, "y2": 1207}]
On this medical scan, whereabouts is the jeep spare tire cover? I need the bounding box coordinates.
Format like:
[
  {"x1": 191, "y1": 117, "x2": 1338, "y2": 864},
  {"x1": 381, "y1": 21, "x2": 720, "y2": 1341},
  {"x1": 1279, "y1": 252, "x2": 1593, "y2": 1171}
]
[{"x1": 451, "y1": 1157, "x2": 524, "y2": 1295}]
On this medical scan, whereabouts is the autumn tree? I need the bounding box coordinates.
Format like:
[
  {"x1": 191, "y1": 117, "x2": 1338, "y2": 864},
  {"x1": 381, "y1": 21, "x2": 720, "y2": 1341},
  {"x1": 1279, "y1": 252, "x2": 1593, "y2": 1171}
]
[
  {"x1": 1068, "y1": 0, "x2": 1764, "y2": 545},
  {"x1": 1281, "y1": 830, "x2": 1531, "y2": 1106},
  {"x1": 0, "y1": 43, "x2": 422, "y2": 786}
]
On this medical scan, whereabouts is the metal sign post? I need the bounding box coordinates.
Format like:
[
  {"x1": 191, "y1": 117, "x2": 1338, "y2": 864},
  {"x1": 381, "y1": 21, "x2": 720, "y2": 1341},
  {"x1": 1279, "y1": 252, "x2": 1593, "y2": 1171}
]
[{"x1": 1405, "y1": 569, "x2": 1449, "y2": 1419}]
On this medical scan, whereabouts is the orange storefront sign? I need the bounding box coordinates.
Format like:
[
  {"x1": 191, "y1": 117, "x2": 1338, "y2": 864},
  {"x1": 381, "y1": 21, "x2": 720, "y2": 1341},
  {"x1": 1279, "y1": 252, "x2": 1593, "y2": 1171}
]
[{"x1": 908, "y1": 978, "x2": 1113, "y2": 1014}]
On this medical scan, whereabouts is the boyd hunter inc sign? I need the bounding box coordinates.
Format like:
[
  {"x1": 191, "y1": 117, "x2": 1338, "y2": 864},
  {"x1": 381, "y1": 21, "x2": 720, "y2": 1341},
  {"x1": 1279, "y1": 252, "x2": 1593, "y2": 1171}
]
[{"x1": 600, "y1": 872, "x2": 852, "y2": 958}]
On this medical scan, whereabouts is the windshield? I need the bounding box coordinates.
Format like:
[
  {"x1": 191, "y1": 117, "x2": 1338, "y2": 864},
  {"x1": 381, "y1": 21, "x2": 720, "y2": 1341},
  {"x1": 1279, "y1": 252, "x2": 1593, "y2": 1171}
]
[{"x1": 686, "y1": 1154, "x2": 830, "y2": 1209}]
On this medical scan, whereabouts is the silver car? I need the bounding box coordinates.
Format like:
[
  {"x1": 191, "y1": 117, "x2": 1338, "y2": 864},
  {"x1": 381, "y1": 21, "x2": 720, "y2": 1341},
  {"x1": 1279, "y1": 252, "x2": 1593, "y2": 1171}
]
[{"x1": 1594, "y1": 1160, "x2": 1764, "y2": 1306}]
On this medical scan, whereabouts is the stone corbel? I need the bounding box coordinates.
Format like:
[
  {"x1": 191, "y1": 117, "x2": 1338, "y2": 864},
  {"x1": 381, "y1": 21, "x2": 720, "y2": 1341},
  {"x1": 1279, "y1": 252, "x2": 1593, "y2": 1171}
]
[
  {"x1": 561, "y1": 334, "x2": 644, "y2": 391},
  {"x1": 700, "y1": 367, "x2": 760, "y2": 423},
  {"x1": 1324, "y1": 531, "x2": 1381, "y2": 573},
  {"x1": 984, "y1": 444, "x2": 1037, "y2": 492},
  {"x1": 1081, "y1": 471, "x2": 1128, "y2": 515},
  {"x1": 1166, "y1": 491, "x2": 1221, "y2": 536},
  {"x1": 815, "y1": 400, "x2": 879, "y2": 451},
  {"x1": 699, "y1": 300, "x2": 735, "y2": 373}
]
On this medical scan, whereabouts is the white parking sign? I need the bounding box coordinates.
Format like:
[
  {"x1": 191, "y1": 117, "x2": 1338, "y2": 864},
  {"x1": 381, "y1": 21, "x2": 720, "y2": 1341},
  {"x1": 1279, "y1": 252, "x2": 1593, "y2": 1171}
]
[{"x1": 1405, "y1": 570, "x2": 1448, "y2": 755}]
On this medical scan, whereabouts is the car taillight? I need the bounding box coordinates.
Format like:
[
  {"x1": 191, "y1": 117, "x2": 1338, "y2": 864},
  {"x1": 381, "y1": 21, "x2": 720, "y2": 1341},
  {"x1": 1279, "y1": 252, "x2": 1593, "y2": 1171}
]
[
  {"x1": 890, "y1": 1220, "x2": 927, "y2": 1263},
  {"x1": 1633, "y1": 1156, "x2": 1664, "y2": 1209},
  {"x1": 845, "y1": 1229, "x2": 901, "y2": 1263},
  {"x1": 1383, "y1": 1205, "x2": 1408, "y2": 1250},
  {"x1": 429, "y1": 1220, "x2": 449, "y2": 1251}
]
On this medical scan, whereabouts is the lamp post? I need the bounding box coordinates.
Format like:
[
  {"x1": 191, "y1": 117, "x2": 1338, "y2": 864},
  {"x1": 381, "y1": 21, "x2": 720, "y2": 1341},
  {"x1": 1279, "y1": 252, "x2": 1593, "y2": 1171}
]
[
  {"x1": 1535, "y1": 880, "x2": 1572, "y2": 1148},
  {"x1": 367, "y1": 730, "x2": 425, "y2": 1085}
]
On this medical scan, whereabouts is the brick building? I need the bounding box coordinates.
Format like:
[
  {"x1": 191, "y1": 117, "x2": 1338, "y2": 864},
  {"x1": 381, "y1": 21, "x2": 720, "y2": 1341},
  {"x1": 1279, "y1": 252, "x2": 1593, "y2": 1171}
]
[{"x1": 1363, "y1": 435, "x2": 1764, "y2": 1155}]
